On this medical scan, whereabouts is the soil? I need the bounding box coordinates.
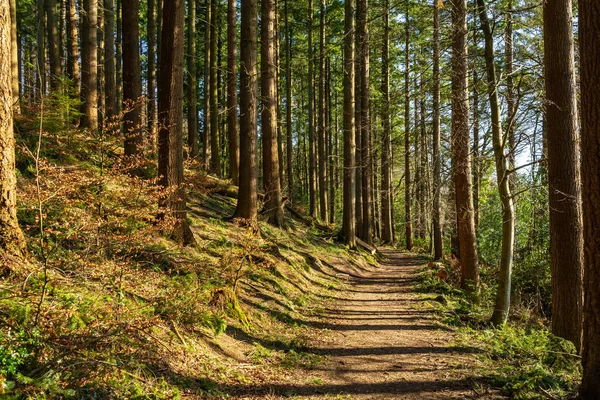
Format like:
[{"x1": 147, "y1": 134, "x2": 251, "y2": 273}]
[{"x1": 223, "y1": 249, "x2": 504, "y2": 400}]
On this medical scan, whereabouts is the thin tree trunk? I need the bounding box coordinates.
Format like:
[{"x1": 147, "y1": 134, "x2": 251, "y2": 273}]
[
  {"x1": 0, "y1": 0, "x2": 26, "y2": 257},
  {"x1": 9, "y1": 0, "x2": 19, "y2": 113},
  {"x1": 209, "y1": 0, "x2": 220, "y2": 175},
  {"x1": 104, "y1": 0, "x2": 115, "y2": 117},
  {"x1": 404, "y1": 4, "x2": 413, "y2": 250},
  {"x1": 342, "y1": 0, "x2": 356, "y2": 248},
  {"x1": 477, "y1": 0, "x2": 515, "y2": 325},
  {"x1": 122, "y1": 0, "x2": 142, "y2": 157},
  {"x1": 227, "y1": 0, "x2": 239, "y2": 183},
  {"x1": 380, "y1": 0, "x2": 392, "y2": 244},
  {"x1": 233, "y1": 0, "x2": 258, "y2": 222},
  {"x1": 357, "y1": 0, "x2": 371, "y2": 245},
  {"x1": 46, "y1": 0, "x2": 61, "y2": 90},
  {"x1": 36, "y1": 0, "x2": 45, "y2": 95},
  {"x1": 203, "y1": 0, "x2": 211, "y2": 169},
  {"x1": 451, "y1": 0, "x2": 479, "y2": 295},
  {"x1": 66, "y1": 0, "x2": 80, "y2": 109},
  {"x1": 81, "y1": 0, "x2": 98, "y2": 132},
  {"x1": 472, "y1": 5, "x2": 480, "y2": 229},
  {"x1": 505, "y1": 0, "x2": 515, "y2": 185},
  {"x1": 307, "y1": 0, "x2": 317, "y2": 218},
  {"x1": 157, "y1": 0, "x2": 194, "y2": 244},
  {"x1": 543, "y1": 0, "x2": 583, "y2": 350},
  {"x1": 285, "y1": 0, "x2": 293, "y2": 199},
  {"x1": 317, "y1": 0, "x2": 328, "y2": 222},
  {"x1": 261, "y1": 0, "x2": 284, "y2": 226},
  {"x1": 579, "y1": 1, "x2": 600, "y2": 395},
  {"x1": 187, "y1": 0, "x2": 199, "y2": 158},
  {"x1": 432, "y1": 1, "x2": 443, "y2": 259},
  {"x1": 115, "y1": 0, "x2": 122, "y2": 114},
  {"x1": 147, "y1": 0, "x2": 156, "y2": 147}
]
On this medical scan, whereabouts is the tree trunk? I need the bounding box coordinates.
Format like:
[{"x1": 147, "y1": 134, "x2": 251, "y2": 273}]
[
  {"x1": 355, "y1": 47, "x2": 363, "y2": 240},
  {"x1": 36, "y1": 0, "x2": 45, "y2": 95},
  {"x1": 451, "y1": 0, "x2": 479, "y2": 295},
  {"x1": 472, "y1": 5, "x2": 480, "y2": 230},
  {"x1": 579, "y1": 1, "x2": 600, "y2": 395},
  {"x1": 66, "y1": 0, "x2": 80, "y2": 111},
  {"x1": 404, "y1": 4, "x2": 413, "y2": 250},
  {"x1": 227, "y1": 0, "x2": 239, "y2": 184},
  {"x1": 81, "y1": 0, "x2": 98, "y2": 132},
  {"x1": 9, "y1": 0, "x2": 19, "y2": 113},
  {"x1": 342, "y1": 0, "x2": 356, "y2": 248},
  {"x1": 284, "y1": 0, "x2": 293, "y2": 199},
  {"x1": 543, "y1": 0, "x2": 583, "y2": 350},
  {"x1": 122, "y1": 0, "x2": 142, "y2": 157},
  {"x1": 380, "y1": 0, "x2": 392, "y2": 244},
  {"x1": 147, "y1": 0, "x2": 157, "y2": 149},
  {"x1": 187, "y1": 0, "x2": 199, "y2": 158},
  {"x1": 203, "y1": 0, "x2": 211, "y2": 169},
  {"x1": 505, "y1": 0, "x2": 515, "y2": 185},
  {"x1": 157, "y1": 0, "x2": 194, "y2": 245},
  {"x1": 477, "y1": 0, "x2": 515, "y2": 325},
  {"x1": 104, "y1": 0, "x2": 115, "y2": 117},
  {"x1": 432, "y1": 1, "x2": 443, "y2": 259},
  {"x1": 209, "y1": 0, "x2": 220, "y2": 175},
  {"x1": 357, "y1": 0, "x2": 372, "y2": 245},
  {"x1": 0, "y1": 0, "x2": 26, "y2": 257},
  {"x1": 233, "y1": 0, "x2": 258, "y2": 222},
  {"x1": 307, "y1": 0, "x2": 317, "y2": 218},
  {"x1": 327, "y1": 58, "x2": 335, "y2": 224},
  {"x1": 46, "y1": 0, "x2": 61, "y2": 90},
  {"x1": 317, "y1": 0, "x2": 328, "y2": 223},
  {"x1": 261, "y1": 0, "x2": 284, "y2": 227},
  {"x1": 115, "y1": 0, "x2": 122, "y2": 114}
]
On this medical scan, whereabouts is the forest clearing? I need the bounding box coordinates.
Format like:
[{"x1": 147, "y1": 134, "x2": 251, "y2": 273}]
[{"x1": 0, "y1": 0, "x2": 599, "y2": 398}]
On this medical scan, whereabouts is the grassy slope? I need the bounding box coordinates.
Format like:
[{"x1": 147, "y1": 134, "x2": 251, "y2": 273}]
[{"x1": 0, "y1": 113, "x2": 376, "y2": 398}]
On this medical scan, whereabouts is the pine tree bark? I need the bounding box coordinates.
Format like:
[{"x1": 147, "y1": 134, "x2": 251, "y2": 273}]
[
  {"x1": 81, "y1": 0, "x2": 98, "y2": 132},
  {"x1": 36, "y1": 0, "x2": 45, "y2": 95},
  {"x1": 284, "y1": 0, "x2": 293, "y2": 199},
  {"x1": 157, "y1": 0, "x2": 194, "y2": 245},
  {"x1": 404, "y1": 4, "x2": 413, "y2": 250},
  {"x1": 307, "y1": 0, "x2": 317, "y2": 218},
  {"x1": 147, "y1": 0, "x2": 157, "y2": 148},
  {"x1": 0, "y1": 0, "x2": 26, "y2": 257},
  {"x1": 355, "y1": 50, "x2": 363, "y2": 239},
  {"x1": 104, "y1": 0, "x2": 116, "y2": 117},
  {"x1": 357, "y1": 0, "x2": 372, "y2": 245},
  {"x1": 261, "y1": 0, "x2": 284, "y2": 227},
  {"x1": 451, "y1": 0, "x2": 479, "y2": 294},
  {"x1": 317, "y1": 0, "x2": 328, "y2": 223},
  {"x1": 579, "y1": 1, "x2": 600, "y2": 395},
  {"x1": 342, "y1": 0, "x2": 356, "y2": 248},
  {"x1": 432, "y1": 1, "x2": 443, "y2": 259},
  {"x1": 187, "y1": 0, "x2": 199, "y2": 158},
  {"x1": 122, "y1": 0, "x2": 142, "y2": 157},
  {"x1": 203, "y1": 0, "x2": 211, "y2": 169},
  {"x1": 9, "y1": 0, "x2": 19, "y2": 113},
  {"x1": 209, "y1": 0, "x2": 220, "y2": 175},
  {"x1": 227, "y1": 0, "x2": 239, "y2": 184},
  {"x1": 380, "y1": 0, "x2": 392, "y2": 244},
  {"x1": 472, "y1": 6, "x2": 480, "y2": 229},
  {"x1": 543, "y1": 0, "x2": 583, "y2": 350},
  {"x1": 66, "y1": 0, "x2": 80, "y2": 106},
  {"x1": 233, "y1": 0, "x2": 258, "y2": 222},
  {"x1": 115, "y1": 0, "x2": 122, "y2": 114},
  {"x1": 46, "y1": 0, "x2": 61, "y2": 90},
  {"x1": 477, "y1": 0, "x2": 515, "y2": 325}
]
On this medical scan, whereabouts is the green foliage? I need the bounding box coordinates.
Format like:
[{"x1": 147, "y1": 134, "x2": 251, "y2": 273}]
[
  {"x1": 459, "y1": 326, "x2": 581, "y2": 399},
  {"x1": 0, "y1": 329, "x2": 41, "y2": 377}
]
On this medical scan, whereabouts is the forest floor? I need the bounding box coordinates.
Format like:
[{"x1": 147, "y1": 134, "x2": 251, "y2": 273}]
[{"x1": 212, "y1": 249, "x2": 504, "y2": 400}]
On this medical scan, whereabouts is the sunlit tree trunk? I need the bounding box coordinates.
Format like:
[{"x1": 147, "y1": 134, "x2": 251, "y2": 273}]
[
  {"x1": 227, "y1": 0, "x2": 239, "y2": 184},
  {"x1": 81, "y1": 0, "x2": 98, "y2": 132},
  {"x1": 451, "y1": 0, "x2": 479, "y2": 295},
  {"x1": 9, "y1": 0, "x2": 19, "y2": 113},
  {"x1": 317, "y1": 0, "x2": 328, "y2": 222},
  {"x1": 122, "y1": 0, "x2": 142, "y2": 157},
  {"x1": 307, "y1": 0, "x2": 317, "y2": 218},
  {"x1": 477, "y1": 0, "x2": 515, "y2": 325},
  {"x1": 46, "y1": 0, "x2": 61, "y2": 90},
  {"x1": 187, "y1": 0, "x2": 199, "y2": 158},
  {"x1": 233, "y1": 0, "x2": 258, "y2": 222},
  {"x1": 432, "y1": 1, "x2": 443, "y2": 259},
  {"x1": 404, "y1": 3, "x2": 413, "y2": 250},
  {"x1": 284, "y1": 0, "x2": 292, "y2": 199},
  {"x1": 66, "y1": 0, "x2": 80, "y2": 113},
  {"x1": 342, "y1": 0, "x2": 356, "y2": 248},
  {"x1": 147, "y1": 0, "x2": 156, "y2": 148},
  {"x1": 543, "y1": 0, "x2": 583, "y2": 350},
  {"x1": 209, "y1": 0, "x2": 220, "y2": 175},
  {"x1": 157, "y1": 0, "x2": 194, "y2": 244},
  {"x1": 104, "y1": 0, "x2": 116, "y2": 117}
]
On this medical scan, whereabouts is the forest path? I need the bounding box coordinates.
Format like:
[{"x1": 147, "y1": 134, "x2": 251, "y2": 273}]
[{"x1": 254, "y1": 249, "x2": 501, "y2": 399}]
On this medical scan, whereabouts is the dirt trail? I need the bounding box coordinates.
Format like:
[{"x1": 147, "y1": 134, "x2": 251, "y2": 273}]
[{"x1": 225, "y1": 249, "x2": 501, "y2": 399}]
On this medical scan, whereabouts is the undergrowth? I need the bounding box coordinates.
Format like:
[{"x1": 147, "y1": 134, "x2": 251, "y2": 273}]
[{"x1": 417, "y1": 264, "x2": 582, "y2": 399}]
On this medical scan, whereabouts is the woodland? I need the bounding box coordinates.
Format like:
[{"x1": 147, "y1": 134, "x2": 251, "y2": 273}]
[{"x1": 0, "y1": 0, "x2": 599, "y2": 398}]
